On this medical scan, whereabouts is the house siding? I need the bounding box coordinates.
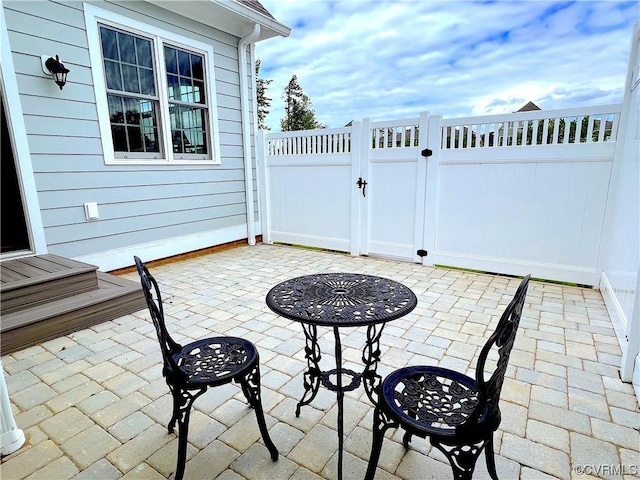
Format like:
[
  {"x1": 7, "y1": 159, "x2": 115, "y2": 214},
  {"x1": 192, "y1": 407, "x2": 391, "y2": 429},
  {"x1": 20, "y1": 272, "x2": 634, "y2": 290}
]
[{"x1": 3, "y1": 0, "x2": 256, "y2": 265}]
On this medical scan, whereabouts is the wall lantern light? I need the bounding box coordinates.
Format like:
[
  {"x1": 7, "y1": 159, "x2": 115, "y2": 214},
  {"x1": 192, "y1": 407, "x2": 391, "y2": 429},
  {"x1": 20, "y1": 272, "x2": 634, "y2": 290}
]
[{"x1": 41, "y1": 55, "x2": 70, "y2": 90}]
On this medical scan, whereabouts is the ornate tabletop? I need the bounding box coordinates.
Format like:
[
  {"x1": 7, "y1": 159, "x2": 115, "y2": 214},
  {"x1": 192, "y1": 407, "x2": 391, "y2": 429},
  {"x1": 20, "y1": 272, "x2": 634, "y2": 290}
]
[
  {"x1": 266, "y1": 272, "x2": 418, "y2": 480},
  {"x1": 265, "y1": 272, "x2": 417, "y2": 327}
]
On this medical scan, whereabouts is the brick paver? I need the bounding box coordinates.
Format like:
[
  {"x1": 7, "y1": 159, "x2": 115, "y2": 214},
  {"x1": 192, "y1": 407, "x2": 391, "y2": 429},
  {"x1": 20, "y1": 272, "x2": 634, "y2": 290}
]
[{"x1": 1, "y1": 244, "x2": 638, "y2": 479}]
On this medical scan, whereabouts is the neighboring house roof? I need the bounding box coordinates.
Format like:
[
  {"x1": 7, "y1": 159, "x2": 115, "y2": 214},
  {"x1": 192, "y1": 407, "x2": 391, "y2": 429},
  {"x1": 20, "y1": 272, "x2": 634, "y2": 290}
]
[{"x1": 516, "y1": 101, "x2": 541, "y2": 112}]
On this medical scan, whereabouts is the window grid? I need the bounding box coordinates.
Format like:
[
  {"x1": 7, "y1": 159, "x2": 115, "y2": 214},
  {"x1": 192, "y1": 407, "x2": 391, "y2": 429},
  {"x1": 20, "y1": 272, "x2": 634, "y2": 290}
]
[
  {"x1": 98, "y1": 24, "x2": 211, "y2": 161},
  {"x1": 164, "y1": 46, "x2": 208, "y2": 156}
]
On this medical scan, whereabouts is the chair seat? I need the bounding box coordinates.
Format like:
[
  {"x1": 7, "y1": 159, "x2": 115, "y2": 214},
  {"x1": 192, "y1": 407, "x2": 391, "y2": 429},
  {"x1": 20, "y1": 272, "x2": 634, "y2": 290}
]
[
  {"x1": 381, "y1": 365, "x2": 481, "y2": 437},
  {"x1": 172, "y1": 336, "x2": 258, "y2": 386}
]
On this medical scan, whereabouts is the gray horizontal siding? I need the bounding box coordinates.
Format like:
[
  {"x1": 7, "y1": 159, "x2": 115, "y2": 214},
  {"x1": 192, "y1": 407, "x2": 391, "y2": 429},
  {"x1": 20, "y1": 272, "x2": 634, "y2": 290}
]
[
  {"x1": 50, "y1": 215, "x2": 247, "y2": 258},
  {"x1": 3, "y1": 0, "x2": 260, "y2": 262},
  {"x1": 41, "y1": 192, "x2": 247, "y2": 227},
  {"x1": 30, "y1": 155, "x2": 246, "y2": 173},
  {"x1": 33, "y1": 169, "x2": 246, "y2": 191},
  {"x1": 4, "y1": 7, "x2": 89, "y2": 48},
  {"x1": 44, "y1": 205, "x2": 246, "y2": 244},
  {"x1": 23, "y1": 116, "x2": 101, "y2": 138},
  {"x1": 38, "y1": 179, "x2": 246, "y2": 208}
]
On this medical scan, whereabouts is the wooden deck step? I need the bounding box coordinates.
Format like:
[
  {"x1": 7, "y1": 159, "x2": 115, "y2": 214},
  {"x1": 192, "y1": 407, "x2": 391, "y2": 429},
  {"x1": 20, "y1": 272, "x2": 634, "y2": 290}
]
[
  {"x1": 1, "y1": 254, "x2": 99, "y2": 315},
  {"x1": 1, "y1": 272, "x2": 146, "y2": 354}
]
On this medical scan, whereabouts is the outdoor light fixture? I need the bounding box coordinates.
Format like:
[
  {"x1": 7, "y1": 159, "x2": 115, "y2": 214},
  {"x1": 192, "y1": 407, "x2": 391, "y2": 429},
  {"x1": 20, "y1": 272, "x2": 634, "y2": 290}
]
[{"x1": 41, "y1": 55, "x2": 70, "y2": 90}]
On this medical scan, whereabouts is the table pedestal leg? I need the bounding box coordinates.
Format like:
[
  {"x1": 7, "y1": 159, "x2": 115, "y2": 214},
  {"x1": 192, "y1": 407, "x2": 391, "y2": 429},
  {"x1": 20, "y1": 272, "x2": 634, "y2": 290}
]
[
  {"x1": 362, "y1": 323, "x2": 385, "y2": 405},
  {"x1": 296, "y1": 324, "x2": 321, "y2": 417},
  {"x1": 333, "y1": 326, "x2": 344, "y2": 480}
]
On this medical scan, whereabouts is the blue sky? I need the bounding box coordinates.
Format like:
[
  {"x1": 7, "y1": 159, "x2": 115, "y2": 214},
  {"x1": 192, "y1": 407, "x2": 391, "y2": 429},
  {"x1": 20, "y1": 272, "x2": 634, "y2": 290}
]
[{"x1": 255, "y1": 0, "x2": 639, "y2": 130}]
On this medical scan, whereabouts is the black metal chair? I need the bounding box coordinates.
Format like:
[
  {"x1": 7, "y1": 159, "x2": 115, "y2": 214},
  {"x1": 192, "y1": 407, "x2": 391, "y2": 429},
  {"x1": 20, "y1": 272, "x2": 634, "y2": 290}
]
[
  {"x1": 365, "y1": 275, "x2": 530, "y2": 480},
  {"x1": 134, "y1": 256, "x2": 278, "y2": 480}
]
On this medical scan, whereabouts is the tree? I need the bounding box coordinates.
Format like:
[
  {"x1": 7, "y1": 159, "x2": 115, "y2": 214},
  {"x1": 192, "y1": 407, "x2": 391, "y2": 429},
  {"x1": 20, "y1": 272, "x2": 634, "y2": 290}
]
[
  {"x1": 280, "y1": 75, "x2": 323, "y2": 131},
  {"x1": 255, "y1": 58, "x2": 272, "y2": 130}
]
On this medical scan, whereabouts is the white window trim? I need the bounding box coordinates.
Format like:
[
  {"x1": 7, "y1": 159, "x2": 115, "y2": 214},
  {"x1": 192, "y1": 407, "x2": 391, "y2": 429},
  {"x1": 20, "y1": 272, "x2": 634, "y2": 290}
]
[{"x1": 84, "y1": 4, "x2": 221, "y2": 165}]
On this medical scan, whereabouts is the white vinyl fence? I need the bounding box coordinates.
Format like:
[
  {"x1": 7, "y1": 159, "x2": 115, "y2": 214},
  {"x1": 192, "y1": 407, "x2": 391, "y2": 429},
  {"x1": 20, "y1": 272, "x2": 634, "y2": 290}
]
[{"x1": 257, "y1": 104, "x2": 621, "y2": 286}]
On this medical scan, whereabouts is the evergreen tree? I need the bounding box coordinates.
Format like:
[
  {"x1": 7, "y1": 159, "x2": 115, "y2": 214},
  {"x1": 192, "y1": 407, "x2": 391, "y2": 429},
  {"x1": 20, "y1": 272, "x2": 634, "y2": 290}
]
[
  {"x1": 280, "y1": 75, "x2": 323, "y2": 131},
  {"x1": 255, "y1": 58, "x2": 272, "y2": 130}
]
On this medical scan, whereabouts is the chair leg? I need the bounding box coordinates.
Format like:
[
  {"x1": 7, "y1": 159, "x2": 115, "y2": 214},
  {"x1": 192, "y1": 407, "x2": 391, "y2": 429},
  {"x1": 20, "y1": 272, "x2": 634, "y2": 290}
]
[
  {"x1": 167, "y1": 383, "x2": 180, "y2": 433},
  {"x1": 364, "y1": 406, "x2": 398, "y2": 480},
  {"x1": 172, "y1": 387, "x2": 206, "y2": 480},
  {"x1": 431, "y1": 437, "x2": 486, "y2": 480},
  {"x1": 484, "y1": 435, "x2": 498, "y2": 480},
  {"x1": 402, "y1": 430, "x2": 413, "y2": 448},
  {"x1": 239, "y1": 363, "x2": 279, "y2": 461},
  {"x1": 402, "y1": 409, "x2": 417, "y2": 448}
]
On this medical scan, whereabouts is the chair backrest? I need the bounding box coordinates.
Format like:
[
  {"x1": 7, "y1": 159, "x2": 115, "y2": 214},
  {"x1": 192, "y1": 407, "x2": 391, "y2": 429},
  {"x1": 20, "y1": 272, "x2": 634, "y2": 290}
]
[
  {"x1": 475, "y1": 275, "x2": 530, "y2": 424},
  {"x1": 134, "y1": 256, "x2": 182, "y2": 377}
]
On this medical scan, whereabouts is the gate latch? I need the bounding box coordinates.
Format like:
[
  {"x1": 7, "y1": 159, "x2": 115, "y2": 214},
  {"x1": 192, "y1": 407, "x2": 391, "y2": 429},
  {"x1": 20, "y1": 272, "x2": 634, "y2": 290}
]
[{"x1": 356, "y1": 177, "x2": 367, "y2": 197}]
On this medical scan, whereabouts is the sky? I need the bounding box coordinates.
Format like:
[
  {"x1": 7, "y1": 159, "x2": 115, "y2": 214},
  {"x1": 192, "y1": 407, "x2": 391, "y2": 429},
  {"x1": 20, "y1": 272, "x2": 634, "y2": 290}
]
[{"x1": 255, "y1": 0, "x2": 639, "y2": 131}]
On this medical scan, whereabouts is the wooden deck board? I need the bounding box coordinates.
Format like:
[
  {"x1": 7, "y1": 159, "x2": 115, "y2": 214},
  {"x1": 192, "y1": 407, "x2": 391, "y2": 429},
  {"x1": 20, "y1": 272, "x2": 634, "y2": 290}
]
[
  {"x1": 0, "y1": 267, "x2": 24, "y2": 283},
  {"x1": 0, "y1": 255, "x2": 146, "y2": 354},
  {"x1": 17, "y1": 255, "x2": 74, "y2": 273},
  {"x1": 0, "y1": 254, "x2": 98, "y2": 290},
  {"x1": 1, "y1": 273, "x2": 146, "y2": 353},
  {"x1": 2, "y1": 262, "x2": 51, "y2": 280},
  {"x1": 1, "y1": 255, "x2": 99, "y2": 315}
]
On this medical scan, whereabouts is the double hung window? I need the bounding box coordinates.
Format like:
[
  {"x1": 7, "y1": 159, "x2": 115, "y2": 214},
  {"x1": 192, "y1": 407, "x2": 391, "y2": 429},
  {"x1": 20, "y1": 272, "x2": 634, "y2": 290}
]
[{"x1": 85, "y1": 6, "x2": 220, "y2": 164}]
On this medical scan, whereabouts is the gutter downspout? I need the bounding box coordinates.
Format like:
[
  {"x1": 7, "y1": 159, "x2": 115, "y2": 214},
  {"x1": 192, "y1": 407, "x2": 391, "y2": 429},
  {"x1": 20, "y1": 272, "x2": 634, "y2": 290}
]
[{"x1": 238, "y1": 24, "x2": 261, "y2": 245}]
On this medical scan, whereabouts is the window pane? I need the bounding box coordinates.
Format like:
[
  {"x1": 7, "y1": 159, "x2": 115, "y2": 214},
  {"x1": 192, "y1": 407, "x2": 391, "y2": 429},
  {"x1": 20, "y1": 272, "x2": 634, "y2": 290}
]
[
  {"x1": 118, "y1": 32, "x2": 136, "y2": 64},
  {"x1": 172, "y1": 130, "x2": 185, "y2": 153},
  {"x1": 170, "y1": 105, "x2": 207, "y2": 154},
  {"x1": 193, "y1": 131, "x2": 205, "y2": 154},
  {"x1": 191, "y1": 55, "x2": 203, "y2": 80},
  {"x1": 107, "y1": 94, "x2": 124, "y2": 123},
  {"x1": 102, "y1": 27, "x2": 157, "y2": 99},
  {"x1": 123, "y1": 97, "x2": 141, "y2": 125},
  {"x1": 139, "y1": 68, "x2": 155, "y2": 95},
  {"x1": 127, "y1": 126, "x2": 144, "y2": 152},
  {"x1": 111, "y1": 125, "x2": 127, "y2": 151},
  {"x1": 165, "y1": 46, "x2": 206, "y2": 107},
  {"x1": 136, "y1": 37, "x2": 153, "y2": 68},
  {"x1": 181, "y1": 108, "x2": 192, "y2": 129},
  {"x1": 179, "y1": 76, "x2": 193, "y2": 103},
  {"x1": 170, "y1": 104, "x2": 182, "y2": 129},
  {"x1": 142, "y1": 129, "x2": 160, "y2": 152},
  {"x1": 100, "y1": 27, "x2": 118, "y2": 60},
  {"x1": 197, "y1": 109, "x2": 207, "y2": 130},
  {"x1": 178, "y1": 50, "x2": 190, "y2": 76},
  {"x1": 167, "y1": 74, "x2": 180, "y2": 101},
  {"x1": 164, "y1": 46, "x2": 178, "y2": 74},
  {"x1": 193, "y1": 81, "x2": 205, "y2": 104},
  {"x1": 108, "y1": 94, "x2": 161, "y2": 154},
  {"x1": 122, "y1": 65, "x2": 140, "y2": 93},
  {"x1": 104, "y1": 60, "x2": 122, "y2": 90}
]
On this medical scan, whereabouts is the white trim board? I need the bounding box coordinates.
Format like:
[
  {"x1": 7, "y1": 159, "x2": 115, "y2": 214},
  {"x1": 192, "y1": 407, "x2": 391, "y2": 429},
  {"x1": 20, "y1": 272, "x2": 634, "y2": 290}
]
[
  {"x1": 73, "y1": 224, "x2": 252, "y2": 271},
  {"x1": 634, "y1": 355, "x2": 640, "y2": 405},
  {"x1": 428, "y1": 251, "x2": 599, "y2": 286},
  {"x1": 0, "y1": 6, "x2": 47, "y2": 254},
  {"x1": 600, "y1": 272, "x2": 629, "y2": 348}
]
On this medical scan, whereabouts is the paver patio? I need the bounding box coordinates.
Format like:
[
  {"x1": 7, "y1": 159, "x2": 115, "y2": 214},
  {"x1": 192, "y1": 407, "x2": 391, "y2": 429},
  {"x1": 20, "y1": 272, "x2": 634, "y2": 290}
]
[{"x1": 1, "y1": 244, "x2": 638, "y2": 479}]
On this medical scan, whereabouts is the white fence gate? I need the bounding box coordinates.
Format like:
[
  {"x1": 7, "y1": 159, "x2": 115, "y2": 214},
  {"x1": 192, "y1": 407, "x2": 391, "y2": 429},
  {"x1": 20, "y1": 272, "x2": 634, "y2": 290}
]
[{"x1": 258, "y1": 104, "x2": 621, "y2": 286}]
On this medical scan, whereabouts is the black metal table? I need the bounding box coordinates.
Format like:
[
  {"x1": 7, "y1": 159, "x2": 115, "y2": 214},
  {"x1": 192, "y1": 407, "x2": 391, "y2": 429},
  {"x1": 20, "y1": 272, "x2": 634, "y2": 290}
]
[{"x1": 266, "y1": 273, "x2": 417, "y2": 480}]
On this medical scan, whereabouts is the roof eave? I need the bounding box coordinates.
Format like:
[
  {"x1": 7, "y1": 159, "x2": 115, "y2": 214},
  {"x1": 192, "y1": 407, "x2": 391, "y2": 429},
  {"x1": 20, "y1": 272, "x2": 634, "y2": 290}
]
[{"x1": 144, "y1": 0, "x2": 291, "y2": 42}]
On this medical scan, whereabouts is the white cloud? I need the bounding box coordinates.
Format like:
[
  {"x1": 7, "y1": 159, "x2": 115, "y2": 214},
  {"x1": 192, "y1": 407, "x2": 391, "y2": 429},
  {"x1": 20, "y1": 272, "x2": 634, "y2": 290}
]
[{"x1": 257, "y1": 0, "x2": 639, "y2": 130}]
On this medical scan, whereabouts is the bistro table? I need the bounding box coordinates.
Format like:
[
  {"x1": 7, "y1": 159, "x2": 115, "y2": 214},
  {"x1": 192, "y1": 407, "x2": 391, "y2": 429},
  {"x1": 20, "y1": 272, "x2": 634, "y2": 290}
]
[{"x1": 266, "y1": 273, "x2": 417, "y2": 480}]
